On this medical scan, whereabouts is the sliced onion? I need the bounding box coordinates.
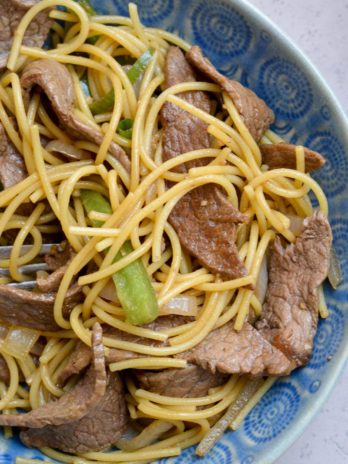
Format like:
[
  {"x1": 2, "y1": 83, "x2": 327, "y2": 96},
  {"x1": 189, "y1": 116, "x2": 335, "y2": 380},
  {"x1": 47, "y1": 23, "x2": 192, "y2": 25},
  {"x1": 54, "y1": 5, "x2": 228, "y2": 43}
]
[
  {"x1": 99, "y1": 280, "x2": 119, "y2": 303},
  {"x1": 160, "y1": 296, "x2": 199, "y2": 316},
  {"x1": 45, "y1": 140, "x2": 91, "y2": 161},
  {"x1": 0, "y1": 325, "x2": 9, "y2": 344},
  {"x1": 287, "y1": 214, "x2": 304, "y2": 236},
  {"x1": 0, "y1": 327, "x2": 40, "y2": 360},
  {"x1": 255, "y1": 255, "x2": 268, "y2": 305},
  {"x1": 328, "y1": 246, "x2": 342, "y2": 289},
  {"x1": 196, "y1": 379, "x2": 262, "y2": 456}
]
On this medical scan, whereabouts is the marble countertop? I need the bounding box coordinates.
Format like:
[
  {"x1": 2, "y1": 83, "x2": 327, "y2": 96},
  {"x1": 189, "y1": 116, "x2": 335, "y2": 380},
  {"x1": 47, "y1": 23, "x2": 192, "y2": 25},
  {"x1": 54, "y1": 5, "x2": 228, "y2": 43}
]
[{"x1": 249, "y1": 1, "x2": 348, "y2": 463}]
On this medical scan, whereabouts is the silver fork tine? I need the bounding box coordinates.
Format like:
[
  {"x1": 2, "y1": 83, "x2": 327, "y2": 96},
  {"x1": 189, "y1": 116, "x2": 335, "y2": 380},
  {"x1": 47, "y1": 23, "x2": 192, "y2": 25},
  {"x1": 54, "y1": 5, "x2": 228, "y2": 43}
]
[
  {"x1": 0, "y1": 243, "x2": 62, "y2": 259},
  {"x1": 0, "y1": 243, "x2": 63, "y2": 289},
  {"x1": 7, "y1": 281, "x2": 37, "y2": 290},
  {"x1": 0, "y1": 262, "x2": 49, "y2": 277}
]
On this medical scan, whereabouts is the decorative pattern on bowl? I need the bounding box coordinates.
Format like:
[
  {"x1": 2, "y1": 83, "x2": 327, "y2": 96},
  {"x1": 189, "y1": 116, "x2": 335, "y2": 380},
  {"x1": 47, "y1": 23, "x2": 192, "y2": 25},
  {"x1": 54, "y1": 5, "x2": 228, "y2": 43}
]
[{"x1": 1, "y1": 0, "x2": 347, "y2": 463}]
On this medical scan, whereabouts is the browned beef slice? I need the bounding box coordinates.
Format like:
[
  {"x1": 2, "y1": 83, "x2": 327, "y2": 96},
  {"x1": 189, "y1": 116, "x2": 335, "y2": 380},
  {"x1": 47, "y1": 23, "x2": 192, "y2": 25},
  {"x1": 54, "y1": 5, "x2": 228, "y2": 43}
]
[
  {"x1": 257, "y1": 212, "x2": 332, "y2": 366},
  {"x1": 0, "y1": 355, "x2": 10, "y2": 384},
  {"x1": 0, "y1": 323, "x2": 106, "y2": 428},
  {"x1": 161, "y1": 46, "x2": 211, "y2": 172},
  {"x1": 20, "y1": 59, "x2": 130, "y2": 172},
  {"x1": 37, "y1": 244, "x2": 75, "y2": 293},
  {"x1": 260, "y1": 143, "x2": 326, "y2": 172},
  {"x1": 186, "y1": 46, "x2": 275, "y2": 141},
  {"x1": 135, "y1": 364, "x2": 228, "y2": 398},
  {"x1": 179, "y1": 322, "x2": 292, "y2": 377},
  {"x1": 0, "y1": 121, "x2": 27, "y2": 189},
  {"x1": 0, "y1": 283, "x2": 82, "y2": 331},
  {"x1": 162, "y1": 47, "x2": 248, "y2": 279},
  {"x1": 169, "y1": 184, "x2": 248, "y2": 279},
  {"x1": 0, "y1": 0, "x2": 52, "y2": 70},
  {"x1": 44, "y1": 243, "x2": 74, "y2": 271},
  {"x1": 57, "y1": 316, "x2": 192, "y2": 384},
  {"x1": 57, "y1": 341, "x2": 91, "y2": 386},
  {"x1": 21, "y1": 371, "x2": 128, "y2": 453},
  {"x1": 36, "y1": 263, "x2": 70, "y2": 293}
]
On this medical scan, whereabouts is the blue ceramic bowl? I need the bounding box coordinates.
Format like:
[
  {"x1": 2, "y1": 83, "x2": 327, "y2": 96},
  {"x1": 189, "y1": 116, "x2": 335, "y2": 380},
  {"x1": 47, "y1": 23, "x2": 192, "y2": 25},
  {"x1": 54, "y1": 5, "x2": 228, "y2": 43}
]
[{"x1": 2, "y1": 1, "x2": 348, "y2": 463}]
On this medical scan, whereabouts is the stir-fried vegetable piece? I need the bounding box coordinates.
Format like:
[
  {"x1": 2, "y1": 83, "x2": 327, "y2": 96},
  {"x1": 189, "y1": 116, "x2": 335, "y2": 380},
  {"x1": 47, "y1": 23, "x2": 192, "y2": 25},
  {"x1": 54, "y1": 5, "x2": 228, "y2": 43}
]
[
  {"x1": 80, "y1": 73, "x2": 91, "y2": 98},
  {"x1": 89, "y1": 49, "x2": 154, "y2": 114},
  {"x1": 0, "y1": 327, "x2": 40, "y2": 360},
  {"x1": 328, "y1": 246, "x2": 342, "y2": 289},
  {"x1": 196, "y1": 379, "x2": 262, "y2": 456},
  {"x1": 76, "y1": 0, "x2": 96, "y2": 16},
  {"x1": 126, "y1": 48, "x2": 153, "y2": 84},
  {"x1": 117, "y1": 118, "x2": 133, "y2": 139},
  {"x1": 80, "y1": 190, "x2": 159, "y2": 325}
]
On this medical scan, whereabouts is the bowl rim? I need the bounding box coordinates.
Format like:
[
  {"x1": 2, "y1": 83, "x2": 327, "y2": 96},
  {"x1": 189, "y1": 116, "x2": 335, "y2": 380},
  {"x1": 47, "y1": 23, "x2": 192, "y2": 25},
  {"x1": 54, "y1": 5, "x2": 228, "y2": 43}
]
[{"x1": 233, "y1": 0, "x2": 348, "y2": 462}]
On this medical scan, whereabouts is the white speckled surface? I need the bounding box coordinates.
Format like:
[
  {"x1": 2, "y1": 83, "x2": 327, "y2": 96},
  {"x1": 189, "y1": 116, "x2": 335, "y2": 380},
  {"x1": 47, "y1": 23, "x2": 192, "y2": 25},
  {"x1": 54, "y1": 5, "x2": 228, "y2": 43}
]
[{"x1": 249, "y1": 0, "x2": 348, "y2": 462}]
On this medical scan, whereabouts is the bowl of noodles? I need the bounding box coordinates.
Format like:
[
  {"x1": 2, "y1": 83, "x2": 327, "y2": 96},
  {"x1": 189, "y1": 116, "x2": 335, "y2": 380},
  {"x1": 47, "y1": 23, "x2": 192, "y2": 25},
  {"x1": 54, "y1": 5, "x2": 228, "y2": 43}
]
[{"x1": 0, "y1": 0, "x2": 347, "y2": 463}]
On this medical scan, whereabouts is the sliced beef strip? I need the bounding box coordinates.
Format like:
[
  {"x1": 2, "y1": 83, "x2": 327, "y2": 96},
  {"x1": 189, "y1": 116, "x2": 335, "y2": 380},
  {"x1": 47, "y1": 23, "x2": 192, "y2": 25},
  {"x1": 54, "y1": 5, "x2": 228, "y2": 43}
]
[
  {"x1": 57, "y1": 340, "x2": 92, "y2": 386},
  {"x1": 162, "y1": 47, "x2": 248, "y2": 279},
  {"x1": 37, "y1": 242, "x2": 75, "y2": 293},
  {"x1": 0, "y1": 355, "x2": 10, "y2": 384},
  {"x1": 21, "y1": 371, "x2": 128, "y2": 453},
  {"x1": 160, "y1": 46, "x2": 211, "y2": 172},
  {"x1": 0, "y1": 323, "x2": 106, "y2": 428},
  {"x1": 36, "y1": 262, "x2": 71, "y2": 293},
  {"x1": 37, "y1": 244, "x2": 75, "y2": 293},
  {"x1": 186, "y1": 46, "x2": 275, "y2": 141},
  {"x1": 0, "y1": 283, "x2": 83, "y2": 331},
  {"x1": 179, "y1": 321, "x2": 293, "y2": 377},
  {"x1": 260, "y1": 143, "x2": 326, "y2": 172},
  {"x1": 169, "y1": 184, "x2": 248, "y2": 279},
  {"x1": 0, "y1": 121, "x2": 27, "y2": 189},
  {"x1": 57, "y1": 315, "x2": 192, "y2": 384},
  {"x1": 44, "y1": 243, "x2": 74, "y2": 271},
  {"x1": 134, "y1": 364, "x2": 228, "y2": 398},
  {"x1": 20, "y1": 59, "x2": 130, "y2": 172},
  {"x1": 0, "y1": 0, "x2": 52, "y2": 70},
  {"x1": 256, "y1": 212, "x2": 332, "y2": 366}
]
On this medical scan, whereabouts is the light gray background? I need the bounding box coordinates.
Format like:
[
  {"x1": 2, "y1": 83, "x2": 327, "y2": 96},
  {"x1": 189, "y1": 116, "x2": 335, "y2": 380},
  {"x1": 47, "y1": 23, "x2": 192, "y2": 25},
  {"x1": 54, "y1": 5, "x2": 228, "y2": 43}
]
[{"x1": 249, "y1": 0, "x2": 348, "y2": 463}]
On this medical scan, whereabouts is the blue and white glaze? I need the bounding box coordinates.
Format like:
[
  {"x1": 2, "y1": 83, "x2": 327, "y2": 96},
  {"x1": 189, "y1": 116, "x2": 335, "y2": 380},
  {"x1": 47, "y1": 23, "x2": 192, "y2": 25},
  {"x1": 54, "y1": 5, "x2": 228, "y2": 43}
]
[{"x1": 2, "y1": 0, "x2": 348, "y2": 463}]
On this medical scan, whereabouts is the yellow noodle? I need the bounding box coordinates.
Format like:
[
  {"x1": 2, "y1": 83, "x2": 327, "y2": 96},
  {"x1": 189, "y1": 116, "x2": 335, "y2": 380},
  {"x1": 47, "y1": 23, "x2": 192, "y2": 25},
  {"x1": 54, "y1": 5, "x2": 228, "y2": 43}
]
[
  {"x1": 109, "y1": 357, "x2": 187, "y2": 372},
  {"x1": 9, "y1": 203, "x2": 45, "y2": 281},
  {"x1": 8, "y1": 0, "x2": 90, "y2": 71},
  {"x1": 0, "y1": 355, "x2": 19, "y2": 410}
]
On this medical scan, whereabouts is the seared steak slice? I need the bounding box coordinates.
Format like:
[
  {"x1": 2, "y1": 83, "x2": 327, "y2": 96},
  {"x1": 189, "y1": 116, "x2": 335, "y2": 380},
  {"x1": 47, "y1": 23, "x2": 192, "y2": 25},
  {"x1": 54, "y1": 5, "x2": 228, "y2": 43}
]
[
  {"x1": 260, "y1": 143, "x2": 326, "y2": 172},
  {"x1": 179, "y1": 322, "x2": 292, "y2": 377},
  {"x1": 37, "y1": 244, "x2": 76, "y2": 293},
  {"x1": 169, "y1": 184, "x2": 248, "y2": 279},
  {"x1": 257, "y1": 212, "x2": 332, "y2": 365},
  {"x1": 44, "y1": 243, "x2": 75, "y2": 271},
  {"x1": 0, "y1": 323, "x2": 106, "y2": 428},
  {"x1": 20, "y1": 59, "x2": 130, "y2": 171},
  {"x1": 135, "y1": 364, "x2": 228, "y2": 397},
  {"x1": 161, "y1": 46, "x2": 211, "y2": 172},
  {"x1": 0, "y1": 355, "x2": 10, "y2": 384},
  {"x1": 162, "y1": 47, "x2": 248, "y2": 279},
  {"x1": 0, "y1": 283, "x2": 83, "y2": 331},
  {"x1": 36, "y1": 262, "x2": 71, "y2": 293},
  {"x1": 57, "y1": 340, "x2": 92, "y2": 386},
  {"x1": 186, "y1": 46, "x2": 274, "y2": 141},
  {"x1": 0, "y1": 0, "x2": 51, "y2": 70},
  {"x1": 57, "y1": 316, "x2": 192, "y2": 384},
  {"x1": 0, "y1": 121, "x2": 27, "y2": 189},
  {"x1": 21, "y1": 371, "x2": 128, "y2": 453}
]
